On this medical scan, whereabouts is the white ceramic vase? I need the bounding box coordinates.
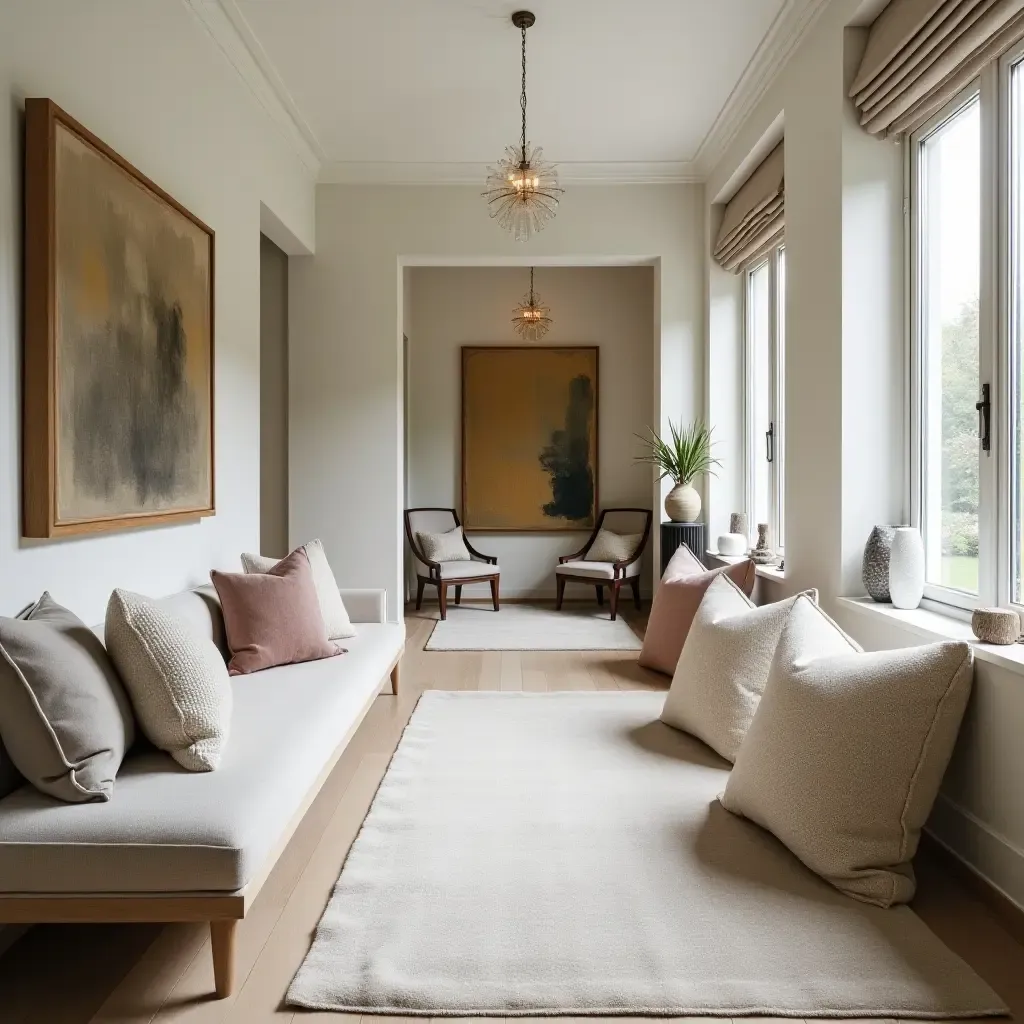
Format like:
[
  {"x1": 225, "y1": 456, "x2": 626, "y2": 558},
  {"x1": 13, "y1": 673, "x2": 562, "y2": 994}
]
[
  {"x1": 665, "y1": 482, "x2": 701, "y2": 523},
  {"x1": 888, "y1": 527, "x2": 925, "y2": 609},
  {"x1": 717, "y1": 533, "x2": 747, "y2": 556}
]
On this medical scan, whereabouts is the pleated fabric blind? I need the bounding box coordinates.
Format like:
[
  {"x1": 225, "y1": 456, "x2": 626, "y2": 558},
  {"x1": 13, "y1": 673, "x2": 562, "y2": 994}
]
[
  {"x1": 851, "y1": 0, "x2": 1024, "y2": 137},
  {"x1": 712, "y1": 142, "x2": 784, "y2": 274}
]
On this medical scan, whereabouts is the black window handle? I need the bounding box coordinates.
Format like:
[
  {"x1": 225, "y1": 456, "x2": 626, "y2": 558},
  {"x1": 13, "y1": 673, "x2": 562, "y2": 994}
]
[
  {"x1": 976, "y1": 383, "x2": 991, "y2": 453},
  {"x1": 766, "y1": 422, "x2": 775, "y2": 464}
]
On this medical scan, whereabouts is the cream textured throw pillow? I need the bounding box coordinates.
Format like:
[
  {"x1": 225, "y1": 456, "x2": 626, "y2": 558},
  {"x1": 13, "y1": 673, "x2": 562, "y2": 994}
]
[
  {"x1": 721, "y1": 595, "x2": 974, "y2": 907},
  {"x1": 584, "y1": 529, "x2": 643, "y2": 562},
  {"x1": 660, "y1": 575, "x2": 816, "y2": 762},
  {"x1": 105, "y1": 590, "x2": 232, "y2": 772},
  {"x1": 241, "y1": 539, "x2": 355, "y2": 640},
  {"x1": 417, "y1": 526, "x2": 472, "y2": 563}
]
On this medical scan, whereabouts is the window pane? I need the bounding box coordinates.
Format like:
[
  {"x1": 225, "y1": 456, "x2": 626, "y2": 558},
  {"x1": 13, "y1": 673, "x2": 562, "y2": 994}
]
[
  {"x1": 919, "y1": 96, "x2": 980, "y2": 595},
  {"x1": 1012, "y1": 61, "x2": 1024, "y2": 603},
  {"x1": 749, "y1": 260, "x2": 771, "y2": 536},
  {"x1": 776, "y1": 246, "x2": 786, "y2": 552}
]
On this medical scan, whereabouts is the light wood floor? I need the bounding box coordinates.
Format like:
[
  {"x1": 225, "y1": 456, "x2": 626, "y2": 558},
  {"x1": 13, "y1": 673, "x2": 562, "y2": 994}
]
[{"x1": 0, "y1": 603, "x2": 1021, "y2": 1023}]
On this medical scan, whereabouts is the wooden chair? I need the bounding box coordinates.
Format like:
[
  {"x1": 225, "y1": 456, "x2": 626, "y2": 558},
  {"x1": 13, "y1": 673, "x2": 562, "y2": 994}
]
[
  {"x1": 555, "y1": 508, "x2": 652, "y2": 620},
  {"x1": 405, "y1": 508, "x2": 500, "y2": 620}
]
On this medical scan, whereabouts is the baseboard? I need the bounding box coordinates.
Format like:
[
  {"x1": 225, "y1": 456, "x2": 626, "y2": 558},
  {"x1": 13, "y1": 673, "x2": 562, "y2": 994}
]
[{"x1": 923, "y1": 794, "x2": 1024, "y2": 943}]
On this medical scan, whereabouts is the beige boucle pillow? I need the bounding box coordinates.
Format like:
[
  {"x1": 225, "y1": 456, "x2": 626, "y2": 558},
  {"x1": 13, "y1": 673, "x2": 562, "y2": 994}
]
[
  {"x1": 417, "y1": 526, "x2": 472, "y2": 563},
  {"x1": 105, "y1": 590, "x2": 232, "y2": 772},
  {"x1": 584, "y1": 529, "x2": 642, "y2": 563},
  {"x1": 721, "y1": 595, "x2": 974, "y2": 907},
  {"x1": 660, "y1": 574, "x2": 816, "y2": 762}
]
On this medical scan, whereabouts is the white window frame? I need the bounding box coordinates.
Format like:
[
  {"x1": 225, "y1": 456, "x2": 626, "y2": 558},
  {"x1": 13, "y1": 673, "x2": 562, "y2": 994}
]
[
  {"x1": 907, "y1": 52, "x2": 1024, "y2": 615},
  {"x1": 743, "y1": 241, "x2": 785, "y2": 555}
]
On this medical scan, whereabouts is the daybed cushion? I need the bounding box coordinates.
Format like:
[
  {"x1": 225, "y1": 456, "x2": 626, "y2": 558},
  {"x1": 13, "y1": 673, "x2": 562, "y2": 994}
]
[
  {"x1": 556, "y1": 559, "x2": 641, "y2": 580},
  {"x1": 0, "y1": 607, "x2": 404, "y2": 894}
]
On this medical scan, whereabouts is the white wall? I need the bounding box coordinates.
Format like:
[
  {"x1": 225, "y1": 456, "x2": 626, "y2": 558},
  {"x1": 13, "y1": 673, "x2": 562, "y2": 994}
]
[
  {"x1": 260, "y1": 234, "x2": 290, "y2": 557},
  {"x1": 0, "y1": 2, "x2": 315, "y2": 625},
  {"x1": 704, "y1": 5, "x2": 1021, "y2": 907},
  {"x1": 406, "y1": 266, "x2": 655, "y2": 599},
  {"x1": 290, "y1": 184, "x2": 704, "y2": 620}
]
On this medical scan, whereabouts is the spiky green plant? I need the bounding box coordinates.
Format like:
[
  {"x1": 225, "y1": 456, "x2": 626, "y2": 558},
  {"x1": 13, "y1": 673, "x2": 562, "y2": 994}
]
[{"x1": 634, "y1": 420, "x2": 720, "y2": 485}]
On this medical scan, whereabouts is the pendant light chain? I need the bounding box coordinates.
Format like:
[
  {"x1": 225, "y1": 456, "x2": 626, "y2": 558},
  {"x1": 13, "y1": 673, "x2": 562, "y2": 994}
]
[
  {"x1": 529, "y1": 266, "x2": 535, "y2": 304},
  {"x1": 520, "y1": 22, "x2": 528, "y2": 165},
  {"x1": 482, "y1": 10, "x2": 563, "y2": 241}
]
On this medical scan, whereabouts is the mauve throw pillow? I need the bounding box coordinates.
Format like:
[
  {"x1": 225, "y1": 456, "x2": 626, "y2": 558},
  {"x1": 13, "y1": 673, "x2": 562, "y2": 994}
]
[
  {"x1": 211, "y1": 548, "x2": 342, "y2": 675},
  {"x1": 638, "y1": 554, "x2": 756, "y2": 676}
]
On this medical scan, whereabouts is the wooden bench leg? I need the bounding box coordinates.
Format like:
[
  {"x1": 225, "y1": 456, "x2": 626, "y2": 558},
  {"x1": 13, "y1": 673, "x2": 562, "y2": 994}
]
[
  {"x1": 211, "y1": 919, "x2": 238, "y2": 999},
  {"x1": 390, "y1": 659, "x2": 400, "y2": 696}
]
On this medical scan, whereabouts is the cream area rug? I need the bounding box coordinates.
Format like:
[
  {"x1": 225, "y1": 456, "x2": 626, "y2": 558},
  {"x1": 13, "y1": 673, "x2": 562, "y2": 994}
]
[
  {"x1": 288, "y1": 692, "x2": 1006, "y2": 1018},
  {"x1": 424, "y1": 604, "x2": 643, "y2": 651}
]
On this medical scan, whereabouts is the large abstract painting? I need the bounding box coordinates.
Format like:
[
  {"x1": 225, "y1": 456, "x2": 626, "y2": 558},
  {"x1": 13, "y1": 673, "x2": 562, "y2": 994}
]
[
  {"x1": 462, "y1": 346, "x2": 598, "y2": 531},
  {"x1": 23, "y1": 99, "x2": 214, "y2": 537}
]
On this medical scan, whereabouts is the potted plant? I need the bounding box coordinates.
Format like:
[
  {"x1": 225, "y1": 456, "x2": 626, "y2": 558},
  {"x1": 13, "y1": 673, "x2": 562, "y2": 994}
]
[{"x1": 635, "y1": 419, "x2": 720, "y2": 523}]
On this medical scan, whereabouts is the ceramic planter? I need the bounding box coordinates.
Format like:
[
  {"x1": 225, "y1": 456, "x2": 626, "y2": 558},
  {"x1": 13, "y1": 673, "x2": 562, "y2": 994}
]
[{"x1": 665, "y1": 482, "x2": 701, "y2": 523}]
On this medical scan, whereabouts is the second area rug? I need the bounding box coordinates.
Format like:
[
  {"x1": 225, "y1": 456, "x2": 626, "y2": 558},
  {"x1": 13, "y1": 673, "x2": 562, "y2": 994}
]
[{"x1": 424, "y1": 604, "x2": 643, "y2": 651}]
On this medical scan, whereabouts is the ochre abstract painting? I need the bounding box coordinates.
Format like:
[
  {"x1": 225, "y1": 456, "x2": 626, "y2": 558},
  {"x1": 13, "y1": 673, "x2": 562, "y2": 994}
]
[
  {"x1": 23, "y1": 100, "x2": 214, "y2": 537},
  {"x1": 462, "y1": 346, "x2": 598, "y2": 531}
]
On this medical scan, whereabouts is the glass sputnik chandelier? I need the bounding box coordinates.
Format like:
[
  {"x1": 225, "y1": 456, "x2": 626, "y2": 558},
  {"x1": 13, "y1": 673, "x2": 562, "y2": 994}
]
[
  {"x1": 483, "y1": 10, "x2": 563, "y2": 241},
  {"x1": 512, "y1": 267, "x2": 552, "y2": 340}
]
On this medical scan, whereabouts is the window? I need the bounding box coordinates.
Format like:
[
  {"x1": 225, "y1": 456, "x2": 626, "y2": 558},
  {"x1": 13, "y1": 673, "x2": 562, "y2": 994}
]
[
  {"x1": 745, "y1": 242, "x2": 785, "y2": 553},
  {"x1": 909, "y1": 44, "x2": 1024, "y2": 612},
  {"x1": 913, "y1": 93, "x2": 981, "y2": 600}
]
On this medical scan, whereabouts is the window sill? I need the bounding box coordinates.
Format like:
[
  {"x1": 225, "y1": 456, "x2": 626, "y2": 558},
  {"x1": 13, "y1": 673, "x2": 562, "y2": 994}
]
[
  {"x1": 836, "y1": 596, "x2": 1024, "y2": 675},
  {"x1": 706, "y1": 551, "x2": 786, "y2": 583}
]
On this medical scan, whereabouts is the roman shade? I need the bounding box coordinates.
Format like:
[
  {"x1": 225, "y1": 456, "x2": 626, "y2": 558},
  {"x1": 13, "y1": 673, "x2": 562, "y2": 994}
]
[
  {"x1": 712, "y1": 142, "x2": 784, "y2": 273},
  {"x1": 851, "y1": 0, "x2": 1024, "y2": 137}
]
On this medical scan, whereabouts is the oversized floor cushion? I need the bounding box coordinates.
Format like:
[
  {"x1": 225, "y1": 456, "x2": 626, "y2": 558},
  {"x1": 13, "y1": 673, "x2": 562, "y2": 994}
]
[{"x1": 0, "y1": 587, "x2": 404, "y2": 895}]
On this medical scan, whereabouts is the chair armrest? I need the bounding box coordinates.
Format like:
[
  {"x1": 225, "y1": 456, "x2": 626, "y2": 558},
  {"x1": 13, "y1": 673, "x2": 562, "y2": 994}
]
[
  {"x1": 559, "y1": 546, "x2": 590, "y2": 564},
  {"x1": 463, "y1": 535, "x2": 498, "y2": 565},
  {"x1": 339, "y1": 589, "x2": 386, "y2": 624}
]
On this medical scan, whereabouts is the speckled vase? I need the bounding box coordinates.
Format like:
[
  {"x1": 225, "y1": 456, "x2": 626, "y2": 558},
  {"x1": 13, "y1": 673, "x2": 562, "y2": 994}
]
[{"x1": 862, "y1": 525, "x2": 897, "y2": 603}]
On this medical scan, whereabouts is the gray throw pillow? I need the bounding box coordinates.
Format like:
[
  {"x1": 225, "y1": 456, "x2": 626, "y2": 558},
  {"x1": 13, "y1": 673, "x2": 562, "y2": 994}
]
[
  {"x1": 0, "y1": 593, "x2": 135, "y2": 802},
  {"x1": 0, "y1": 740, "x2": 24, "y2": 800}
]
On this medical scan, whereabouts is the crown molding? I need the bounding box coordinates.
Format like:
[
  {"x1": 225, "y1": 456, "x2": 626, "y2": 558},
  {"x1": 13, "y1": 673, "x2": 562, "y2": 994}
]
[
  {"x1": 182, "y1": 0, "x2": 323, "y2": 176},
  {"x1": 318, "y1": 160, "x2": 700, "y2": 186},
  {"x1": 184, "y1": 0, "x2": 825, "y2": 189},
  {"x1": 693, "y1": 0, "x2": 831, "y2": 178}
]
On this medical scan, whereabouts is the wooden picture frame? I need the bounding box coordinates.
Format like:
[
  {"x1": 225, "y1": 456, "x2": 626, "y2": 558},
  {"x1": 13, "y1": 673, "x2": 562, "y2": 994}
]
[
  {"x1": 461, "y1": 345, "x2": 599, "y2": 532},
  {"x1": 23, "y1": 99, "x2": 215, "y2": 538}
]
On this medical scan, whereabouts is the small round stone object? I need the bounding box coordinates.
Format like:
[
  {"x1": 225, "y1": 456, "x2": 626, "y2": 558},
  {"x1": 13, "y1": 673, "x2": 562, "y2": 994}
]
[{"x1": 971, "y1": 607, "x2": 1021, "y2": 645}]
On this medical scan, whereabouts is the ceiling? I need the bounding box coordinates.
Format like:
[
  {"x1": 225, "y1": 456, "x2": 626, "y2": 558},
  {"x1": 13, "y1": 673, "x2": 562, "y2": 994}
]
[{"x1": 195, "y1": 0, "x2": 829, "y2": 182}]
